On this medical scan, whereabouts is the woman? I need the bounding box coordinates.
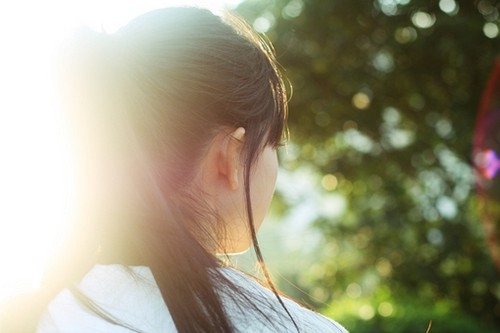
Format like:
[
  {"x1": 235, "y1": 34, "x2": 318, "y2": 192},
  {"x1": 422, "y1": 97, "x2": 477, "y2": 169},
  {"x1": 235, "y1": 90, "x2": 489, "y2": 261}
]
[{"x1": 3, "y1": 7, "x2": 347, "y2": 333}]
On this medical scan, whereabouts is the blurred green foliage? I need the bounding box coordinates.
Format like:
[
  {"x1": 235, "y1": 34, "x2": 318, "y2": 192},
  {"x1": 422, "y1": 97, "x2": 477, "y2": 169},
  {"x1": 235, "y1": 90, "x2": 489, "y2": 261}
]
[
  {"x1": 324, "y1": 295, "x2": 498, "y2": 333},
  {"x1": 236, "y1": 0, "x2": 500, "y2": 331}
]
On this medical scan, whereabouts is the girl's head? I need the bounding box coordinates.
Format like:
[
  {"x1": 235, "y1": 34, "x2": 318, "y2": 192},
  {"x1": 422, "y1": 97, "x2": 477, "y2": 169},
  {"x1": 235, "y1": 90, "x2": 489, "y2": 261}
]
[
  {"x1": 61, "y1": 7, "x2": 288, "y2": 258},
  {"x1": 0, "y1": 8, "x2": 293, "y2": 333}
]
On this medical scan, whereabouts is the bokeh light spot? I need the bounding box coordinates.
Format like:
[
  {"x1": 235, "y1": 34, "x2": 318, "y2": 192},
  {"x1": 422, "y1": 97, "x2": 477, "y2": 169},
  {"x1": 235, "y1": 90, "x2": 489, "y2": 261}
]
[
  {"x1": 321, "y1": 174, "x2": 339, "y2": 191},
  {"x1": 373, "y1": 49, "x2": 394, "y2": 72},
  {"x1": 483, "y1": 22, "x2": 499, "y2": 38},
  {"x1": 382, "y1": 107, "x2": 401, "y2": 125},
  {"x1": 344, "y1": 129, "x2": 374, "y2": 153},
  {"x1": 436, "y1": 196, "x2": 458, "y2": 219},
  {"x1": 435, "y1": 118, "x2": 453, "y2": 138},
  {"x1": 315, "y1": 111, "x2": 331, "y2": 127},
  {"x1": 342, "y1": 120, "x2": 358, "y2": 131},
  {"x1": 346, "y1": 283, "x2": 362, "y2": 298},
  {"x1": 394, "y1": 26, "x2": 417, "y2": 43},
  {"x1": 253, "y1": 12, "x2": 275, "y2": 33},
  {"x1": 439, "y1": 0, "x2": 459, "y2": 15},
  {"x1": 311, "y1": 286, "x2": 329, "y2": 303},
  {"x1": 352, "y1": 92, "x2": 371, "y2": 109},
  {"x1": 282, "y1": 0, "x2": 304, "y2": 19},
  {"x1": 408, "y1": 93, "x2": 425, "y2": 109},
  {"x1": 376, "y1": 258, "x2": 393, "y2": 277},
  {"x1": 427, "y1": 228, "x2": 444, "y2": 245},
  {"x1": 478, "y1": 0, "x2": 498, "y2": 17},
  {"x1": 411, "y1": 11, "x2": 436, "y2": 29},
  {"x1": 378, "y1": 302, "x2": 394, "y2": 317},
  {"x1": 377, "y1": 0, "x2": 410, "y2": 16},
  {"x1": 358, "y1": 304, "x2": 375, "y2": 320}
]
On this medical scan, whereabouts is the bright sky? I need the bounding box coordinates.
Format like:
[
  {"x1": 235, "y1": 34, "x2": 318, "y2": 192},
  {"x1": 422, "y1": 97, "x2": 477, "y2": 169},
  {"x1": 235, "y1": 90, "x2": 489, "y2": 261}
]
[{"x1": 0, "y1": 0, "x2": 242, "y2": 304}]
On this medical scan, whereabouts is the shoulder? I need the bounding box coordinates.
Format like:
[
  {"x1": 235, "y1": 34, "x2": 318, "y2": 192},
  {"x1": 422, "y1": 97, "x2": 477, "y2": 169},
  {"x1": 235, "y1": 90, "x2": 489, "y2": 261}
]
[
  {"x1": 37, "y1": 265, "x2": 348, "y2": 333},
  {"x1": 37, "y1": 265, "x2": 174, "y2": 333},
  {"x1": 219, "y1": 267, "x2": 348, "y2": 333}
]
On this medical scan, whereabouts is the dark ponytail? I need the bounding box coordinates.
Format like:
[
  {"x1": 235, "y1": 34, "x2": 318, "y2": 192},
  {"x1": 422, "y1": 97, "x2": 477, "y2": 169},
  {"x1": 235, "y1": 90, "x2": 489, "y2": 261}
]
[{"x1": 1, "y1": 7, "x2": 295, "y2": 333}]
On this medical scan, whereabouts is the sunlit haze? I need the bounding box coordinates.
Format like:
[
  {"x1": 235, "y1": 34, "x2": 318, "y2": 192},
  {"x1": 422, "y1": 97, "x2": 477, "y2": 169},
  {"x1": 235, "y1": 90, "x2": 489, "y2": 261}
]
[{"x1": 0, "y1": 0, "x2": 241, "y2": 304}]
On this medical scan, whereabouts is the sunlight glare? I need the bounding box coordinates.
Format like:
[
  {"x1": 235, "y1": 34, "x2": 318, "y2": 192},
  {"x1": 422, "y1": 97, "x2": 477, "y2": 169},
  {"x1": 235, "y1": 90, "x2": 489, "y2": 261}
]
[{"x1": 0, "y1": 0, "x2": 241, "y2": 304}]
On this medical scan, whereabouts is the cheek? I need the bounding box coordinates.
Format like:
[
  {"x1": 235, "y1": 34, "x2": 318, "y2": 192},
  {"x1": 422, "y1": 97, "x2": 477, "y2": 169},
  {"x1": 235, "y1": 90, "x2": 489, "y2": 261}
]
[
  {"x1": 221, "y1": 149, "x2": 277, "y2": 253},
  {"x1": 251, "y1": 148, "x2": 278, "y2": 225}
]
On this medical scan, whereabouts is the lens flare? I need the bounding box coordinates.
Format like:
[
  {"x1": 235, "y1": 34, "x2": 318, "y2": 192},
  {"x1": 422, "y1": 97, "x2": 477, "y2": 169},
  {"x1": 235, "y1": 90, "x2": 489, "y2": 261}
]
[
  {"x1": 473, "y1": 57, "x2": 500, "y2": 270},
  {"x1": 0, "y1": 0, "x2": 244, "y2": 305},
  {"x1": 475, "y1": 149, "x2": 500, "y2": 180}
]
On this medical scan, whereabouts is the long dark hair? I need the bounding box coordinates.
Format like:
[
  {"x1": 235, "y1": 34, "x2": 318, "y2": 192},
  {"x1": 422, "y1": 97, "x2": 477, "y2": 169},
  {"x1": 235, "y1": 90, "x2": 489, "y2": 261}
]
[{"x1": 0, "y1": 7, "x2": 295, "y2": 333}]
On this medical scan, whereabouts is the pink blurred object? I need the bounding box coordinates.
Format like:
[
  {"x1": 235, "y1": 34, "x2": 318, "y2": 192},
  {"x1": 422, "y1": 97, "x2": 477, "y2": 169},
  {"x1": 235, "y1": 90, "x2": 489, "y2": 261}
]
[{"x1": 473, "y1": 57, "x2": 500, "y2": 270}]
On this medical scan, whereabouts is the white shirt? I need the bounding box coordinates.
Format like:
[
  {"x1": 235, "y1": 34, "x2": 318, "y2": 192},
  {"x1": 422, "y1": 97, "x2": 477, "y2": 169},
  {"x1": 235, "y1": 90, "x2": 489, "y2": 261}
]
[{"x1": 37, "y1": 265, "x2": 348, "y2": 332}]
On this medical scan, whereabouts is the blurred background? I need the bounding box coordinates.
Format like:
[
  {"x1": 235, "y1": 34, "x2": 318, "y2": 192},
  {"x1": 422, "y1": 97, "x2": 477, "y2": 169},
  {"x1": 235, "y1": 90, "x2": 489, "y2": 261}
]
[
  {"x1": 232, "y1": 1, "x2": 500, "y2": 332},
  {"x1": 0, "y1": 1, "x2": 499, "y2": 332}
]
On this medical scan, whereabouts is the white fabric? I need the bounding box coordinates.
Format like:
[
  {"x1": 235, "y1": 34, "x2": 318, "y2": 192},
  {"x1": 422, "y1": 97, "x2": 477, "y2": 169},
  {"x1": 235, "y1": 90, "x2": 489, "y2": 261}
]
[{"x1": 37, "y1": 265, "x2": 348, "y2": 332}]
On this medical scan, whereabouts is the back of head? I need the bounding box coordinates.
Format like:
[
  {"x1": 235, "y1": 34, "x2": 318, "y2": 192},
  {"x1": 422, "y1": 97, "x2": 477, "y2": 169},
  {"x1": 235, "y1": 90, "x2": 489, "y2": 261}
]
[{"x1": 9, "y1": 6, "x2": 289, "y2": 333}]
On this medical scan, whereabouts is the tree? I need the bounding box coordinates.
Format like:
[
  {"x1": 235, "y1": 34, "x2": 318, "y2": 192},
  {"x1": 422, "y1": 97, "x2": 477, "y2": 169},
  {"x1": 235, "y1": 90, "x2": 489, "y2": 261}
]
[{"x1": 236, "y1": 0, "x2": 500, "y2": 331}]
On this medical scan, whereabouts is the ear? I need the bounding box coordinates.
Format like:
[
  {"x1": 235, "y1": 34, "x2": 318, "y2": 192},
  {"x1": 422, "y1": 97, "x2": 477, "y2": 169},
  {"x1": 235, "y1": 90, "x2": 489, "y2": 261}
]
[{"x1": 218, "y1": 127, "x2": 245, "y2": 190}]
